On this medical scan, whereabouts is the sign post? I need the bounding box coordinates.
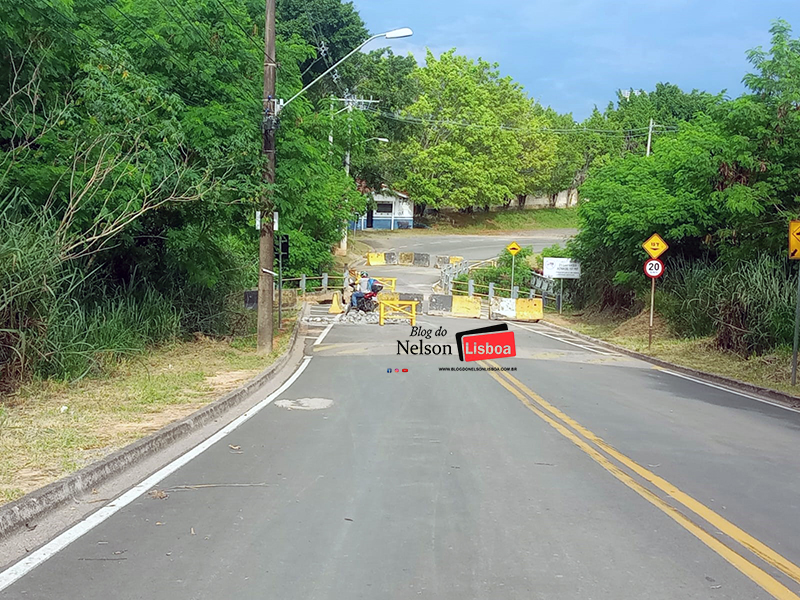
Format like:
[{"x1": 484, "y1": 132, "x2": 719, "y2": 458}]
[
  {"x1": 790, "y1": 221, "x2": 800, "y2": 384},
  {"x1": 542, "y1": 258, "x2": 581, "y2": 314},
  {"x1": 642, "y1": 234, "x2": 668, "y2": 352},
  {"x1": 507, "y1": 241, "x2": 522, "y2": 290}
]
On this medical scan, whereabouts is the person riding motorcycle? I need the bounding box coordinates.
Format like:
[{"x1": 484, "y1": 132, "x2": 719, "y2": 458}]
[
  {"x1": 350, "y1": 271, "x2": 370, "y2": 308},
  {"x1": 348, "y1": 271, "x2": 385, "y2": 312}
]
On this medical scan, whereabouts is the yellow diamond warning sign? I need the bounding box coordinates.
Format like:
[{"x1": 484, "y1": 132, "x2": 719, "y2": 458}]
[
  {"x1": 642, "y1": 233, "x2": 668, "y2": 259},
  {"x1": 506, "y1": 241, "x2": 522, "y2": 256},
  {"x1": 790, "y1": 221, "x2": 800, "y2": 260}
]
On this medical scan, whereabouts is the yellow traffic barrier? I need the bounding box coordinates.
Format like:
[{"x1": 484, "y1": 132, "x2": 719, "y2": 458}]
[
  {"x1": 377, "y1": 291, "x2": 400, "y2": 302},
  {"x1": 367, "y1": 252, "x2": 386, "y2": 266},
  {"x1": 449, "y1": 256, "x2": 463, "y2": 263},
  {"x1": 398, "y1": 252, "x2": 414, "y2": 265},
  {"x1": 515, "y1": 298, "x2": 543, "y2": 322},
  {"x1": 379, "y1": 300, "x2": 419, "y2": 326},
  {"x1": 378, "y1": 277, "x2": 397, "y2": 292},
  {"x1": 452, "y1": 296, "x2": 482, "y2": 318},
  {"x1": 329, "y1": 292, "x2": 345, "y2": 314}
]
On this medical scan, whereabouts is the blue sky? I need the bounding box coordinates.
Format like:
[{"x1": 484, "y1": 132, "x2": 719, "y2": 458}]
[{"x1": 352, "y1": 0, "x2": 800, "y2": 119}]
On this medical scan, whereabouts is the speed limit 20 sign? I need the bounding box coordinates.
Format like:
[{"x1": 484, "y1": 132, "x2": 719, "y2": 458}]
[{"x1": 644, "y1": 258, "x2": 664, "y2": 279}]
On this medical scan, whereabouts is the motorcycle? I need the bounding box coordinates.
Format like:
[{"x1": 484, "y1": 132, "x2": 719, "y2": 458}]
[{"x1": 351, "y1": 281, "x2": 384, "y2": 313}]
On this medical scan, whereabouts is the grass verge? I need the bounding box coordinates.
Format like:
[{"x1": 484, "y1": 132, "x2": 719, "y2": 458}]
[
  {"x1": 356, "y1": 208, "x2": 578, "y2": 238},
  {"x1": 546, "y1": 310, "x2": 799, "y2": 397},
  {"x1": 0, "y1": 310, "x2": 298, "y2": 506},
  {"x1": 426, "y1": 207, "x2": 578, "y2": 233}
]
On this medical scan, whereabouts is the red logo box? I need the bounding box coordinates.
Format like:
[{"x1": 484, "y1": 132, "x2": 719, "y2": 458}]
[{"x1": 461, "y1": 331, "x2": 516, "y2": 362}]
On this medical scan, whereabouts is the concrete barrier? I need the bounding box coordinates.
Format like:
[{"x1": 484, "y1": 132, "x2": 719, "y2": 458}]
[
  {"x1": 363, "y1": 252, "x2": 456, "y2": 269},
  {"x1": 429, "y1": 294, "x2": 453, "y2": 314},
  {"x1": 488, "y1": 297, "x2": 543, "y2": 322},
  {"x1": 490, "y1": 297, "x2": 516, "y2": 319},
  {"x1": 399, "y1": 292, "x2": 424, "y2": 304},
  {"x1": 413, "y1": 253, "x2": 431, "y2": 267},
  {"x1": 515, "y1": 298, "x2": 543, "y2": 321},
  {"x1": 452, "y1": 296, "x2": 482, "y2": 318}
]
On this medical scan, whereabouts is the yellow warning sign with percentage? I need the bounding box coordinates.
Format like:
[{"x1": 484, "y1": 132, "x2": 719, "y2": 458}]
[
  {"x1": 506, "y1": 241, "x2": 522, "y2": 256},
  {"x1": 642, "y1": 233, "x2": 668, "y2": 259},
  {"x1": 790, "y1": 221, "x2": 800, "y2": 260}
]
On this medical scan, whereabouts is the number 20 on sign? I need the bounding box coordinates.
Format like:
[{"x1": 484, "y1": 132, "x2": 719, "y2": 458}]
[{"x1": 644, "y1": 258, "x2": 664, "y2": 279}]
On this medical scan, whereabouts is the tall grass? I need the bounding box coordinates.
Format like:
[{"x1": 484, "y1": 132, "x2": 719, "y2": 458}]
[
  {"x1": 660, "y1": 256, "x2": 797, "y2": 355},
  {"x1": 35, "y1": 289, "x2": 182, "y2": 380},
  {"x1": 1, "y1": 197, "x2": 182, "y2": 387}
]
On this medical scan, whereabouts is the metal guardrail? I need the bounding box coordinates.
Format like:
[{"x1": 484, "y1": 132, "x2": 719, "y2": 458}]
[
  {"x1": 451, "y1": 277, "x2": 562, "y2": 309},
  {"x1": 279, "y1": 272, "x2": 397, "y2": 295},
  {"x1": 438, "y1": 258, "x2": 497, "y2": 294}
]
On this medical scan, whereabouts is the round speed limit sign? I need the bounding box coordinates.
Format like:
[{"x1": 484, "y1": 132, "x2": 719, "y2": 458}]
[{"x1": 644, "y1": 258, "x2": 665, "y2": 279}]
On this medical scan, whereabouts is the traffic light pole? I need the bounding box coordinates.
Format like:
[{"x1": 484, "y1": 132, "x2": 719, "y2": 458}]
[{"x1": 257, "y1": 0, "x2": 277, "y2": 354}]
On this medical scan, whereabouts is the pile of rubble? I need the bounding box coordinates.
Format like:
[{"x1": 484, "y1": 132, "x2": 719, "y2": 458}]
[
  {"x1": 338, "y1": 311, "x2": 380, "y2": 325},
  {"x1": 303, "y1": 310, "x2": 380, "y2": 325},
  {"x1": 304, "y1": 310, "x2": 410, "y2": 325}
]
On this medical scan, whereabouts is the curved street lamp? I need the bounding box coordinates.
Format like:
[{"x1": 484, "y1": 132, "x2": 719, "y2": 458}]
[{"x1": 280, "y1": 28, "x2": 413, "y2": 112}]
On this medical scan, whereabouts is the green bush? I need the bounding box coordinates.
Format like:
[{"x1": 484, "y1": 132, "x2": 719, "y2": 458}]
[
  {"x1": 455, "y1": 247, "x2": 534, "y2": 297},
  {"x1": 658, "y1": 256, "x2": 797, "y2": 355}
]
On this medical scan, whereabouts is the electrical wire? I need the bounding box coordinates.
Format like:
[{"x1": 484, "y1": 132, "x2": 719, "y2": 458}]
[
  {"x1": 365, "y1": 108, "x2": 679, "y2": 136},
  {"x1": 209, "y1": 0, "x2": 276, "y2": 65},
  {"x1": 17, "y1": 0, "x2": 208, "y2": 108},
  {"x1": 165, "y1": 0, "x2": 206, "y2": 40},
  {"x1": 103, "y1": 1, "x2": 196, "y2": 75}
]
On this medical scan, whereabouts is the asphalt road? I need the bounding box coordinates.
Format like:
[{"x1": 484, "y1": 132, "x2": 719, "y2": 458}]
[
  {"x1": 360, "y1": 228, "x2": 576, "y2": 261},
  {"x1": 3, "y1": 316, "x2": 800, "y2": 599},
  {"x1": 357, "y1": 229, "x2": 577, "y2": 297}
]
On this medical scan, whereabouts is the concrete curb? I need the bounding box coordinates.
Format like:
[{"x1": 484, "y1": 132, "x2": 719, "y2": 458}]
[
  {"x1": 0, "y1": 304, "x2": 309, "y2": 539},
  {"x1": 541, "y1": 319, "x2": 800, "y2": 409}
]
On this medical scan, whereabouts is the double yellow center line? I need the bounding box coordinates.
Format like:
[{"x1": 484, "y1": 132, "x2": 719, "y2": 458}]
[{"x1": 481, "y1": 359, "x2": 800, "y2": 600}]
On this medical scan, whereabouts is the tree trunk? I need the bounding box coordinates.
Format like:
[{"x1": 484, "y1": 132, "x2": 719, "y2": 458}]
[
  {"x1": 517, "y1": 194, "x2": 527, "y2": 209},
  {"x1": 548, "y1": 193, "x2": 557, "y2": 208}
]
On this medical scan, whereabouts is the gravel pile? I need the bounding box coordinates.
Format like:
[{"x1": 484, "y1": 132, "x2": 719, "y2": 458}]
[{"x1": 304, "y1": 310, "x2": 380, "y2": 325}]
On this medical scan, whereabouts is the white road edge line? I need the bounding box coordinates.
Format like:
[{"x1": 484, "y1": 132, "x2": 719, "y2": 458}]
[
  {"x1": 514, "y1": 321, "x2": 800, "y2": 414},
  {"x1": 314, "y1": 323, "x2": 334, "y2": 346},
  {"x1": 0, "y1": 356, "x2": 314, "y2": 592},
  {"x1": 658, "y1": 368, "x2": 800, "y2": 415},
  {"x1": 511, "y1": 322, "x2": 610, "y2": 355}
]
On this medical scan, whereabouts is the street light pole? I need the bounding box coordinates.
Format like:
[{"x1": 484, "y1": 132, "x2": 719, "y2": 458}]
[
  {"x1": 279, "y1": 28, "x2": 413, "y2": 114},
  {"x1": 257, "y1": 0, "x2": 277, "y2": 354},
  {"x1": 258, "y1": 26, "x2": 411, "y2": 347}
]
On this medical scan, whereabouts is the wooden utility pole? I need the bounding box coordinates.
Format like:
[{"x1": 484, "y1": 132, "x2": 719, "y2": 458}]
[{"x1": 257, "y1": 0, "x2": 277, "y2": 354}]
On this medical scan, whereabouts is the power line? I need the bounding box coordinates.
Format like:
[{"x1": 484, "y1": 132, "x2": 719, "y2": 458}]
[
  {"x1": 210, "y1": 0, "x2": 276, "y2": 65},
  {"x1": 165, "y1": 0, "x2": 206, "y2": 41},
  {"x1": 365, "y1": 108, "x2": 679, "y2": 136},
  {"x1": 304, "y1": 7, "x2": 348, "y2": 97},
  {"x1": 103, "y1": 1, "x2": 196, "y2": 76}
]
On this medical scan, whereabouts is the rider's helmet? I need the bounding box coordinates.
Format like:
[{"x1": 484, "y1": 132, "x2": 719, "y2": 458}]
[{"x1": 360, "y1": 271, "x2": 368, "y2": 277}]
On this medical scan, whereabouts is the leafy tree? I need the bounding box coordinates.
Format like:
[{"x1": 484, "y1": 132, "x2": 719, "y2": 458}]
[
  {"x1": 393, "y1": 50, "x2": 554, "y2": 212},
  {"x1": 275, "y1": 0, "x2": 368, "y2": 99}
]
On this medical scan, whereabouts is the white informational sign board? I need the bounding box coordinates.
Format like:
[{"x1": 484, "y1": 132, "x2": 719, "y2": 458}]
[{"x1": 543, "y1": 258, "x2": 581, "y2": 279}]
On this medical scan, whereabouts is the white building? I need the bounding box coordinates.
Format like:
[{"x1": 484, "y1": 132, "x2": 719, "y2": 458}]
[{"x1": 353, "y1": 191, "x2": 414, "y2": 230}]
